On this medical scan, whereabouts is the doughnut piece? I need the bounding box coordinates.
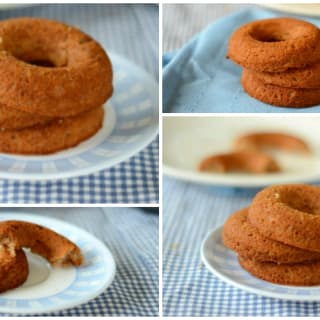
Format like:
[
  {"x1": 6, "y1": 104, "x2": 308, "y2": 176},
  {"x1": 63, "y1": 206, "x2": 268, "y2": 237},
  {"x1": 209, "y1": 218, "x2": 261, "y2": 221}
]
[
  {"x1": 0, "y1": 220, "x2": 83, "y2": 266},
  {"x1": 251, "y1": 63, "x2": 320, "y2": 89},
  {"x1": 0, "y1": 247, "x2": 28, "y2": 293},
  {"x1": 223, "y1": 208, "x2": 320, "y2": 263},
  {"x1": 242, "y1": 69, "x2": 320, "y2": 108},
  {"x1": 234, "y1": 132, "x2": 311, "y2": 154},
  {"x1": 0, "y1": 106, "x2": 104, "y2": 155},
  {"x1": 198, "y1": 151, "x2": 280, "y2": 173},
  {"x1": 0, "y1": 104, "x2": 51, "y2": 129},
  {"x1": 0, "y1": 17, "x2": 113, "y2": 117},
  {"x1": 228, "y1": 18, "x2": 320, "y2": 72},
  {"x1": 239, "y1": 256, "x2": 320, "y2": 286},
  {"x1": 248, "y1": 184, "x2": 320, "y2": 252}
]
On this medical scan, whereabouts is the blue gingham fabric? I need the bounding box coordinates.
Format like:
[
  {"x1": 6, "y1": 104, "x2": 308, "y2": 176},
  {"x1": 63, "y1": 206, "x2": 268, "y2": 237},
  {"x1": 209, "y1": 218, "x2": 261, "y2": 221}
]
[
  {"x1": 0, "y1": 4, "x2": 158, "y2": 204},
  {"x1": 163, "y1": 7, "x2": 320, "y2": 113},
  {"x1": 0, "y1": 207, "x2": 159, "y2": 316},
  {"x1": 163, "y1": 177, "x2": 320, "y2": 316}
]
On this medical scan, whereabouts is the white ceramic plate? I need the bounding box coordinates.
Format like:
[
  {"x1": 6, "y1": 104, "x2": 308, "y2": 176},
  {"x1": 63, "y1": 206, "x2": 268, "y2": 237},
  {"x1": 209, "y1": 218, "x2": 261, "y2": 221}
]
[
  {"x1": 163, "y1": 117, "x2": 320, "y2": 187},
  {"x1": 0, "y1": 52, "x2": 158, "y2": 181},
  {"x1": 0, "y1": 213, "x2": 116, "y2": 314},
  {"x1": 261, "y1": 4, "x2": 320, "y2": 17},
  {"x1": 201, "y1": 227, "x2": 320, "y2": 301}
]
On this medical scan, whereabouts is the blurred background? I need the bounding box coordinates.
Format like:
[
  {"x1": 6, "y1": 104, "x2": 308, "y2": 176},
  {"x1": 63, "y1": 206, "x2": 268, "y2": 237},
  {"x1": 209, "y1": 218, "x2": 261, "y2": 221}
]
[
  {"x1": 163, "y1": 4, "x2": 248, "y2": 52},
  {"x1": 163, "y1": 4, "x2": 320, "y2": 52}
]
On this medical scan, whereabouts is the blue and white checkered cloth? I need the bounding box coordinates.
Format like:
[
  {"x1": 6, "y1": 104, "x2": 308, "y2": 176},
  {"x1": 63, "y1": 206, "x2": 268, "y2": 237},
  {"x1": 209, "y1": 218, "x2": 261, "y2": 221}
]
[
  {"x1": 0, "y1": 207, "x2": 159, "y2": 316},
  {"x1": 0, "y1": 4, "x2": 158, "y2": 204},
  {"x1": 163, "y1": 177, "x2": 320, "y2": 316}
]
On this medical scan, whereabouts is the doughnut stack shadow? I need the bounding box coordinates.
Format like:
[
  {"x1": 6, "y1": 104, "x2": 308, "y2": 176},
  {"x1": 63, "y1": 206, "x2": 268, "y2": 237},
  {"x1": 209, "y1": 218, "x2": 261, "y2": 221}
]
[
  {"x1": 228, "y1": 17, "x2": 320, "y2": 108},
  {"x1": 223, "y1": 184, "x2": 320, "y2": 286},
  {"x1": 0, "y1": 17, "x2": 113, "y2": 155}
]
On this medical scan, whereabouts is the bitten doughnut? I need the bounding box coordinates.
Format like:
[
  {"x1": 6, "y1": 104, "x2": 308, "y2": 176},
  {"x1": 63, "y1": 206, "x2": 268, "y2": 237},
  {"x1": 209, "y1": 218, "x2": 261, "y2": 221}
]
[
  {"x1": 239, "y1": 256, "x2": 320, "y2": 286},
  {"x1": 251, "y1": 63, "x2": 320, "y2": 89},
  {"x1": 223, "y1": 208, "x2": 320, "y2": 263},
  {"x1": 198, "y1": 151, "x2": 280, "y2": 173},
  {"x1": 241, "y1": 69, "x2": 320, "y2": 108},
  {"x1": 0, "y1": 248, "x2": 28, "y2": 293},
  {"x1": 234, "y1": 132, "x2": 311, "y2": 154},
  {"x1": 228, "y1": 17, "x2": 320, "y2": 72},
  {"x1": 0, "y1": 220, "x2": 83, "y2": 266},
  {"x1": 249, "y1": 184, "x2": 320, "y2": 252},
  {"x1": 0, "y1": 17, "x2": 113, "y2": 117},
  {"x1": 0, "y1": 106, "x2": 104, "y2": 154}
]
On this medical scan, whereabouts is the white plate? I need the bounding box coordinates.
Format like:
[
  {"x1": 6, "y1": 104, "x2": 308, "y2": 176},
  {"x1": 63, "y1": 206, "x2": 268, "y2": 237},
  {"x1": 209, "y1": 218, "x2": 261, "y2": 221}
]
[
  {"x1": 0, "y1": 52, "x2": 158, "y2": 181},
  {"x1": 261, "y1": 4, "x2": 320, "y2": 17},
  {"x1": 201, "y1": 227, "x2": 320, "y2": 301},
  {"x1": 0, "y1": 213, "x2": 116, "y2": 314},
  {"x1": 163, "y1": 117, "x2": 320, "y2": 187}
]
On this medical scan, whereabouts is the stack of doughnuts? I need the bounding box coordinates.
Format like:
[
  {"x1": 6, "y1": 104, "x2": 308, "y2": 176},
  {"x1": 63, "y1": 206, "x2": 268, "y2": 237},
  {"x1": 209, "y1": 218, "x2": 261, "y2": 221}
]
[
  {"x1": 228, "y1": 17, "x2": 320, "y2": 108},
  {"x1": 0, "y1": 17, "x2": 113, "y2": 154},
  {"x1": 223, "y1": 184, "x2": 320, "y2": 286}
]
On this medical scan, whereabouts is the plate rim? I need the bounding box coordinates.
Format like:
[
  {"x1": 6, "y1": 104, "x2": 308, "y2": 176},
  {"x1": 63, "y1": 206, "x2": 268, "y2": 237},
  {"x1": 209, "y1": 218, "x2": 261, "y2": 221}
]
[
  {"x1": 201, "y1": 227, "x2": 320, "y2": 302},
  {"x1": 0, "y1": 212, "x2": 116, "y2": 314},
  {"x1": 164, "y1": 163, "x2": 320, "y2": 188},
  {"x1": 260, "y1": 4, "x2": 320, "y2": 17},
  {"x1": 0, "y1": 51, "x2": 159, "y2": 181}
]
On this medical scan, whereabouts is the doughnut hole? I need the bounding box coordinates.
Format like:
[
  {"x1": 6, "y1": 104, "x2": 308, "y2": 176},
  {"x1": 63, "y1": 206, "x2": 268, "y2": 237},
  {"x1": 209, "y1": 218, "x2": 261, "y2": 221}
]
[
  {"x1": 0, "y1": 27, "x2": 68, "y2": 68},
  {"x1": 250, "y1": 21, "x2": 307, "y2": 43},
  {"x1": 277, "y1": 188, "x2": 320, "y2": 215}
]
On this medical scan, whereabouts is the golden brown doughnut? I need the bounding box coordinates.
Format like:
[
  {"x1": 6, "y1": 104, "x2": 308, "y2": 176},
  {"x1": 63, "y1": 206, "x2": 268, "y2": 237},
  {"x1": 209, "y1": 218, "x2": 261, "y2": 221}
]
[
  {"x1": 239, "y1": 256, "x2": 320, "y2": 286},
  {"x1": 223, "y1": 208, "x2": 320, "y2": 263},
  {"x1": 241, "y1": 69, "x2": 320, "y2": 108},
  {"x1": 0, "y1": 220, "x2": 83, "y2": 266},
  {"x1": 0, "y1": 17, "x2": 113, "y2": 117},
  {"x1": 0, "y1": 106, "x2": 104, "y2": 155},
  {"x1": 234, "y1": 132, "x2": 311, "y2": 154},
  {"x1": 228, "y1": 18, "x2": 320, "y2": 72},
  {"x1": 198, "y1": 151, "x2": 280, "y2": 174},
  {"x1": 250, "y1": 63, "x2": 320, "y2": 89},
  {"x1": 248, "y1": 184, "x2": 320, "y2": 252}
]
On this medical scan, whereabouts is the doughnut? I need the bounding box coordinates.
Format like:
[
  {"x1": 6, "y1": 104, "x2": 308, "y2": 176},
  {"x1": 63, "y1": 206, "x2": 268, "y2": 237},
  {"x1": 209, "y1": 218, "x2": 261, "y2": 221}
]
[
  {"x1": 223, "y1": 208, "x2": 320, "y2": 263},
  {"x1": 198, "y1": 151, "x2": 280, "y2": 174},
  {"x1": 0, "y1": 220, "x2": 83, "y2": 266},
  {"x1": 241, "y1": 69, "x2": 320, "y2": 108},
  {"x1": 228, "y1": 18, "x2": 320, "y2": 72},
  {"x1": 0, "y1": 106, "x2": 104, "y2": 155},
  {"x1": 0, "y1": 104, "x2": 51, "y2": 129},
  {"x1": 250, "y1": 63, "x2": 320, "y2": 89},
  {"x1": 0, "y1": 17, "x2": 113, "y2": 117},
  {"x1": 248, "y1": 184, "x2": 320, "y2": 252},
  {"x1": 239, "y1": 256, "x2": 320, "y2": 286},
  {"x1": 234, "y1": 132, "x2": 311, "y2": 154},
  {"x1": 0, "y1": 248, "x2": 28, "y2": 293}
]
